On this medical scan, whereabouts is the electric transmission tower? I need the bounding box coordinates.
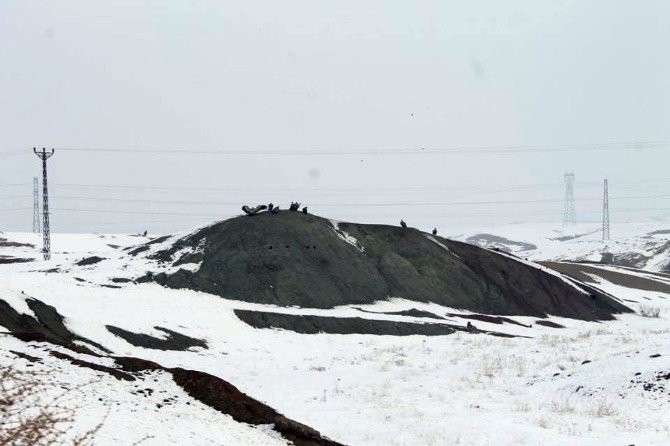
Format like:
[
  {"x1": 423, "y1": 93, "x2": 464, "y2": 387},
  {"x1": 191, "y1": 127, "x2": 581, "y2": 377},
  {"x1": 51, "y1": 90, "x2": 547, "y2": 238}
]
[
  {"x1": 602, "y1": 179, "x2": 610, "y2": 241},
  {"x1": 32, "y1": 177, "x2": 40, "y2": 233},
  {"x1": 33, "y1": 148, "x2": 55, "y2": 260},
  {"x1": 563, "y1": 172, "x2": 576, "y2": 226}
]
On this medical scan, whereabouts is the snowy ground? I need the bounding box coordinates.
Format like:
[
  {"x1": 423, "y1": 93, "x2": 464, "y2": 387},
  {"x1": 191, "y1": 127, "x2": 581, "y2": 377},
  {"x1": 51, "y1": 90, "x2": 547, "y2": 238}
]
[
  {"x1": 451, "y1": 221, "x2": 670, "y2": 272},
  {"x1": 1, "y1": 232, "x2": 670, "y2": 445}
]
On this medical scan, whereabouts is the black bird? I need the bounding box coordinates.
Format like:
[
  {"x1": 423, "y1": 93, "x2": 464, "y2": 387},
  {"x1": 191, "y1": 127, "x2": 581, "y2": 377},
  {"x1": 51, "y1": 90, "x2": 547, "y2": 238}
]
[
  {"x1": 400, "y1": 220, "x2": 407, "y2": 228},
  {"x1": 302, "y1": 207, "x2": 308, "y2": 214},
  {"x1": 268, "y1": 203, "x2": 274, "y2": 211},
  {"x1": 432, "y1": 228, "x2": 437, "y2": 235},
  {"x1": 271, "y1": 206, "x2": 280, "y2": 214}
]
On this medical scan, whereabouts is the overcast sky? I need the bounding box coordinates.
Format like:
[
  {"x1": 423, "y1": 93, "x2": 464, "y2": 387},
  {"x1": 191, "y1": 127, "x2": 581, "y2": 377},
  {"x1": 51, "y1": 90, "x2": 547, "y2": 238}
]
[{"x1": 1, "y1": 1, "x2": 669, "y2": 234}]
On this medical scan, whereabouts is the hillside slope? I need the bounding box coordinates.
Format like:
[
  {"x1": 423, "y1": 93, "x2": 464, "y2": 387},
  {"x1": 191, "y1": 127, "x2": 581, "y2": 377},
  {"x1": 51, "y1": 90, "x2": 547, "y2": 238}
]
[
  {"x1": 453, "y1": 222, "x2": 670, "y2": 272},
  {"x1": 1, "y1": 229, "x2": 669, "y2": 445},
  {"x1": 135, "y1": 211, "x2": 628, "y2": 321}
]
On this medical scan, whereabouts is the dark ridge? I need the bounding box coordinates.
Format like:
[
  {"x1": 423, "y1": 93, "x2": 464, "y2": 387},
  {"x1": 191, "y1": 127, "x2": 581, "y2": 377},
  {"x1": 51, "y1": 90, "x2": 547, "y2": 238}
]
[
  {"x1": 106, "y1": 325, "x2": 208, "y2": 351},
  {"x1": 10, "y1": 350, "x2": 41, "y2": 363},
  {"x1": 445, "y1": 313, "x2": 531, "y2": 328},
  {"x1": 3, "y1": 299, "x2": 346, "y2": 445},
  {"x1": 465, "y1": 233, "x2": 537, "y2": 251},
  {"x1": 0, "y1": 256, "x2": 33, "y2": 264},
  {"x1": 54, "y1": 347, "x2": 340, "y2": 444},
  {"x1": 110, "y1": 277, "x2": 134, "y2": 283},
  {"x1": 647, "y1": 229, "x2": 670, "y2": 235},
  {"x1": 127, "y1": 245, "x2": 150, "y2": 255},
  {"x1": 170, "y1": 368, "x2": 277, "y2": 424},
  {"x1": 125, "y1": 235, "x2": 171, "y2": 253},
  {"x1": 51, "y1": 351, "x2": 135, "y2": 381},
  {"x1": 235, "y1": 310, "x2": 521, "y2": 338},
  {"x1": 0, "y1": 298, "x2": 73, "y2": 347},
  {"x1": 0, "y1": 296, "x2": 110, "y2": 355},
  {"x1": 355, "y1": 307, "x2": 445, "y2": 319},
  {"x1": 173, "y1": 252, "x2": 204, "y2": 267},
  {"x1": 235, "y1": 310, "x2": 457, "y2": 336},
  {"x1": 140, "y1": 212, "x2": 628, "y2": 321},
  {"x1": 548, "y1": 230, "x2": 599, "y2": 242},
  {"x1": 0, "y1": 238, "x2": 35, "y2": 248},
  {"x1": 26, "y1": 298, "x2": 112, "y2": 353},
  {"x1": 147, "y1": 235, "x2": 172, "y2": 246},
  {"x1": 76, "y1": 256, "x2": 105, "y2": 266},
  {"x1": 445, "y1": 240, "x2": 630, "y2": 320},
  {"x1": 599, "y1": 251, "x2": 651, "y2": 269},
  {"x1": 534, "y1": 320, "x2": 566, "y2": 328},
  {"x1": 112, "y1": 357, "x2": 346, "y2": 445},
  {"x1": 114, "y1": 356, "x2": 163, "y2": 372},
  {"x1": 541, "y1": 262, "x2": 670, "y2": 294}
]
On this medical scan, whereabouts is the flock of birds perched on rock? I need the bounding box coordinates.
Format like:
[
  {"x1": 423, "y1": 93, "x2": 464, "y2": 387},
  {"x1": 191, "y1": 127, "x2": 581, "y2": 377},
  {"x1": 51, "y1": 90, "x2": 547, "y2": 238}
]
[
  {"x1": 242, "y1": 202, "x2": 308, "y2": 216},
  {"x1": 242, "y1": 204, "x2": 437, "y2": 234}
]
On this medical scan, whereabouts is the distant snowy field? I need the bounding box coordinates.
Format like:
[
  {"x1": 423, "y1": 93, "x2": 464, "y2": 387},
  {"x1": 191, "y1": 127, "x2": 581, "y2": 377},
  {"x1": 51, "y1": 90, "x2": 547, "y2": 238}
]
[
  {"x1": 451, "y1": 221, "x2": 670, "y2": 272},
  {"x1": 1, "y1": 230, "x2": 670, "y2": 445}
]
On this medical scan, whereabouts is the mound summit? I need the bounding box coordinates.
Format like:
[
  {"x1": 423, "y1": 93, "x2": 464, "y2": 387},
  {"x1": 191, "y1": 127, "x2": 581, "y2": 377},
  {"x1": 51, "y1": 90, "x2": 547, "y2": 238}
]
[{"x1": 140, "y1": 211, "x2": 629, "y2": 321}]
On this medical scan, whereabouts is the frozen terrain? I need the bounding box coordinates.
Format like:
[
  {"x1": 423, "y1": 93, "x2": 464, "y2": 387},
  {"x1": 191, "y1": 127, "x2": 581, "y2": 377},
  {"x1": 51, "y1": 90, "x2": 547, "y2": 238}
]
[
  {"x1": 1, "y1": 226, "x2": 669, "y2": 445},
  {"x1": 452, "y1": 221, "x2": 670, "y2": 273}
]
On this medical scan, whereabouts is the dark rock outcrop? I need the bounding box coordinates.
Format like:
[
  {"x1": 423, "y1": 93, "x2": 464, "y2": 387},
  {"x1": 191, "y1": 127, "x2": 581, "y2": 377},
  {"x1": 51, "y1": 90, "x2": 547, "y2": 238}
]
[
  {"x1": 1, "y1": 297, "x2": 346, "y2": 446},
  {"x1": 235, "y1": 310, "x2": 457, "y2": 336},
  {"x1": 106, "y1": 325, "x2": 207, "y2": 351},
  {"x1": 0, "y1": 296, "x2": 109, "y2": 354},
  {"x1": 140, "y1": 212, "x2": 629, "y2": 321},
  {"x1": 76, "y1": 256, "x2": 105, "y2": 266}
]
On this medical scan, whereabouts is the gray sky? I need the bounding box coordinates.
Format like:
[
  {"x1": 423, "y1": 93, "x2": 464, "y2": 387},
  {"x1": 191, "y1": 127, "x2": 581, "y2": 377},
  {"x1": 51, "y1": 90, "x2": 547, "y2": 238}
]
[{"x1": 1, "y1": 1, "x2": 669, "y2": 234}]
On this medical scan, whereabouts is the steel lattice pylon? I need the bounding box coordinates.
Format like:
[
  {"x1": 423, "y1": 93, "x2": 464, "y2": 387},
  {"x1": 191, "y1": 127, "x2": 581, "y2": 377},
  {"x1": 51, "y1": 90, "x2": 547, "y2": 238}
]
[
  {"x1": 603, "y1": 179, "x2": 610, "y2": 241},
  {"x1": 563, "y1": 172, "x2": 576, "y2": 226},
  {"x1": 33, "y1": 148, "x2": 54, "y2": 260}
]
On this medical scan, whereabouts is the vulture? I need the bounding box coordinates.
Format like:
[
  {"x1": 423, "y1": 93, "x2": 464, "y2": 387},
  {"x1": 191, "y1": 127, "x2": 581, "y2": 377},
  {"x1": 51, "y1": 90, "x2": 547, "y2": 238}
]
[
  {"x1": 289, "y1": 202, "x2": 301, "y2": 211},
  {"x1": 400, "y1": 220, "x2": 407, "y2": 228},
  {"x1": 242, "y1": 204, "x2": 268, "y2": 215}
]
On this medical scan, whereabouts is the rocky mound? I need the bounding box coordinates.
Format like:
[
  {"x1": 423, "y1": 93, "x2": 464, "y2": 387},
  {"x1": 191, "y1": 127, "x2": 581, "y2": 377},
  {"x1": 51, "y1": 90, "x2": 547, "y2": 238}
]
[{"x1": 139, "y1": 211, "x2": 630, "y2": 321}]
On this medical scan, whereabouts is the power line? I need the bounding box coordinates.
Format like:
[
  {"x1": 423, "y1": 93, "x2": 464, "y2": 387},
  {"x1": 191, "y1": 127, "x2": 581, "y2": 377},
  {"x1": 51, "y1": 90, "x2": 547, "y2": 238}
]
[
  {"x1": 42, "y1": 204, "x2": 670, "y2": 216},
  {"x1": 43, "y1": 192, "x2": 670, "y2": 206},
  {"x1": 51, "y1": 207, "x2": 225, "y2": 217},
  {"x1": 51, "y1": 140, "x2": 670, "y2": 156},
  {"x1": 5, "y1": 191, "x2": 670, "y2": 207},
  {"x1": 4, "y1": 176, "x2": 670, "y2": 193},
  {"x1": 0, "y1": 207, "x2": 31, "y2": 212}
]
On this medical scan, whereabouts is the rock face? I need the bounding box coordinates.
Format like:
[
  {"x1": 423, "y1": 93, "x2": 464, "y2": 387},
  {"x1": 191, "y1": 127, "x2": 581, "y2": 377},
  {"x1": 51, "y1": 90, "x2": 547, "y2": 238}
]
[{"x1": 145, "y1": 211, "x2": 630, "y2": 321}]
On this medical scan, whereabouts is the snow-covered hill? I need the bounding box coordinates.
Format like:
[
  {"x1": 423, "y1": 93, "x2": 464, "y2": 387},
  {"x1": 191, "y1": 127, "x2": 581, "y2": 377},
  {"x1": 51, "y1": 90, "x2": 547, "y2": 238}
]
[
  {"x1": 452, "y1": 221, "x2": 670, "y2": 272},
  {"x1": 1, "y1": 226, "x2": 669, "y2": 445}
]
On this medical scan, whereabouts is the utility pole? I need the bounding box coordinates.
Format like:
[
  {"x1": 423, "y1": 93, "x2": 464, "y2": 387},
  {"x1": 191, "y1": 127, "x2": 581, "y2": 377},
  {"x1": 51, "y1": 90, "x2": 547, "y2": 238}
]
[
  {"x1": 563, "y1": 172, "x2": 576, "y2": 226},
  {"x1": 32, "y1": 177, "x2": 40, "y2": 233},
  {"x1": 602, "y1": 179, "x2": 610, "y2": 241},
  {"x1": 33, "y1": 148, "x2": 55, "y2": 260}
]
